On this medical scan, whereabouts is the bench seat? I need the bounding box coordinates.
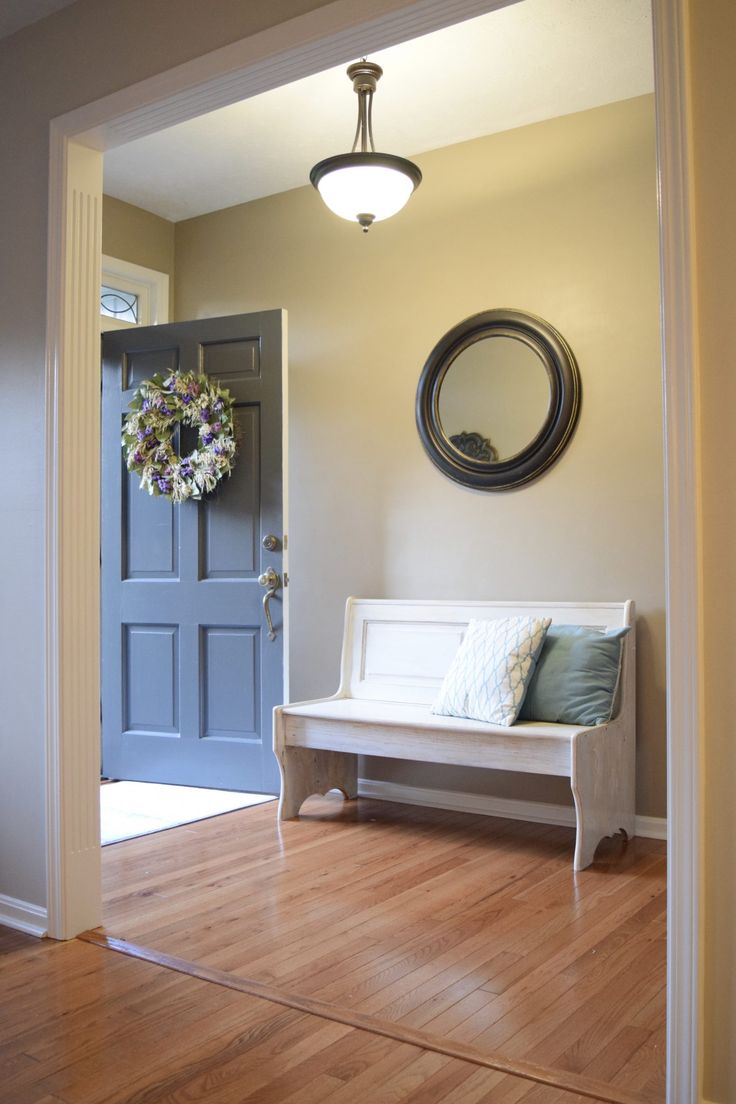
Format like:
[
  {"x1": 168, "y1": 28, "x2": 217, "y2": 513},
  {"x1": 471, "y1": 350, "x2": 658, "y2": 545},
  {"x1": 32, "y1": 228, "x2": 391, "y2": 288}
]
[
  {"x1": 282, "y1": 698, "x2": 592, "y2": 777},
  {"x1": 274, "y1": 598, "x2": 636, "y2": 870}
]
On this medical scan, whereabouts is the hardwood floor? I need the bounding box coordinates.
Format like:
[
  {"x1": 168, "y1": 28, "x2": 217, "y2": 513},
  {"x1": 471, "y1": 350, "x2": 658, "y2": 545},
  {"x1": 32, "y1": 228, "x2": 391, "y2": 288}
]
[
  {"x1": 98, "y1": 796, "x2": 666, "y2": 1103},
  {"x1": 0, "y1": 927, "x2": 635, "y2": 1104}
]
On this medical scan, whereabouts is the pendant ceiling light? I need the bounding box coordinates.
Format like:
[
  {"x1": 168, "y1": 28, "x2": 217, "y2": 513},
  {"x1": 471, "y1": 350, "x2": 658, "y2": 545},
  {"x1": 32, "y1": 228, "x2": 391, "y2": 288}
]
[{"x1": 310, "y1": 60, "x2": 422, "y2": 233}]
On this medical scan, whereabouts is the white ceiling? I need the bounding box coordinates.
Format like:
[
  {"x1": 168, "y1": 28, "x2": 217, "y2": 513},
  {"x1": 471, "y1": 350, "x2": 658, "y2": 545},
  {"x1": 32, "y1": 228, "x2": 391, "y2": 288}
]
[
  {"x1": 103, "y1": 0, "x2": 653, "y2": 223},
  {"x1": 0, "y1": 0, "x2": 78, "y2": 40}
]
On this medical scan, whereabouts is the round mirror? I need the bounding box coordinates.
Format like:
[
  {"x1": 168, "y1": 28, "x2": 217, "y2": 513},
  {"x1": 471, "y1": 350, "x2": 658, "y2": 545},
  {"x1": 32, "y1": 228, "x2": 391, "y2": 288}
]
[{"x1": 416, "y1": 310, "x2": 581, "y2": 490}]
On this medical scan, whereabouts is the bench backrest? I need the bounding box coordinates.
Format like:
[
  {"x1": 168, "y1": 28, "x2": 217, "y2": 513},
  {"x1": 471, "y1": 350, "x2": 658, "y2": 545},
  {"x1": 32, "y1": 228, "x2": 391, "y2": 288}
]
[{"x1": 337, "y1": 598, "x2": 635, "y2": 719}]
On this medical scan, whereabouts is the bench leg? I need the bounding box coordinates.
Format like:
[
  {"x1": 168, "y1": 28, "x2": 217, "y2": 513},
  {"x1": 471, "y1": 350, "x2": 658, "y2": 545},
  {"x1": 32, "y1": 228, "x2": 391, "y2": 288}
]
[
  {"x1": 571, "y1": 723, "x2": 636, "y2": 871},
  {"x1": 275, "y1": 745, "x2": 358, "y2": 820}
]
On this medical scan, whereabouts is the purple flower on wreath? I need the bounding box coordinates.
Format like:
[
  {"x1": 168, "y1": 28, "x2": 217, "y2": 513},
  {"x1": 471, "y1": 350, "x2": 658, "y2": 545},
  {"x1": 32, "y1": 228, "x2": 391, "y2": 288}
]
[
  {"x1": 202, "y1": 432, "x2": 214, "y2": 446},
  {"x1": 182, "y1": 393, "x2": 193, "y2": 404},
  {"x1": 141, "y1": 399, "x2": 152, "y2": 412},
  {"x1": 160, "y1": 406, "x2": 172, "y2": 416},
  {"x1": 200, "y1": 407, "x2": 211, "y2": 422},
  {"x1": 211, "y1": 421, "x2": 222, "y2": 433},
  {"x1": 133, "y1": 450, "x2": 144, "y2": 464},
  {"x1": 213, "y1": 399, "x2": 224, "y2": 413}
]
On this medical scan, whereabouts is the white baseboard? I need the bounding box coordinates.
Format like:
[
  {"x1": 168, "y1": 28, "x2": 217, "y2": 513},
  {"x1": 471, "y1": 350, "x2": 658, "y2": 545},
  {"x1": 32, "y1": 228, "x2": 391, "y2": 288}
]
[
  {"x1": 357, "y1": 778, "x2": 667, "y2": 841},
  {"x1": 0, "y1": 894, "x2": 48, "y2": 937},
  {"x1": 634, "y1": 814, "x2": 668, "y2": 841}
]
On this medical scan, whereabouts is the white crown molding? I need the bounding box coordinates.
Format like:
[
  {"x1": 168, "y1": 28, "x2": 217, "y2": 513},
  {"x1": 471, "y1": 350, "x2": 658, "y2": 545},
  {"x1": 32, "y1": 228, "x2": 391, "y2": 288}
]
[
  {"x1": 0, "y1": 894, "x2": 48, "y2": 938},
  {"x1": 357, "y1": 778, "x2": 667, "y2": 840},
  {"x1": 56, "y1": 0, "x2": 515, "y2": 151}
]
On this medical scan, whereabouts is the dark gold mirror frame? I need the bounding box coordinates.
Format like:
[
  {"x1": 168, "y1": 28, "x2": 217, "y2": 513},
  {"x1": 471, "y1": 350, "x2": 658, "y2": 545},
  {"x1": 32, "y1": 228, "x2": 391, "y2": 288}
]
[{"x1": 415, "y1": 309, "x2": 581, "y2": 491}]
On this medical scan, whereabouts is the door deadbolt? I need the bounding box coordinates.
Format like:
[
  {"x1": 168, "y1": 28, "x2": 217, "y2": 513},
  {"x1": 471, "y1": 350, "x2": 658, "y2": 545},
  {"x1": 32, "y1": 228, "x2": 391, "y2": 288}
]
[{"x1": 262, "y1": 534, "x2": 280, "y2": 552}]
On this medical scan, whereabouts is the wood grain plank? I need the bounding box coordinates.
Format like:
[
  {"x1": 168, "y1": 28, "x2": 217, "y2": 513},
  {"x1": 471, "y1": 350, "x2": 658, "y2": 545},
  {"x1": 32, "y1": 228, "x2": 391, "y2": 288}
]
[
  {"x1": 100, "y1": 796, "x2": 666, "y2": 1103},
  {"x1": 0, "y1": 935, "x2": 624, "y2": 1104},
  {"x1": 0, "y1": 925, "x2": 41, "y2": 956},
  {"x1": 78, "y1": 929, "x2": 650, "y2": 1104}
]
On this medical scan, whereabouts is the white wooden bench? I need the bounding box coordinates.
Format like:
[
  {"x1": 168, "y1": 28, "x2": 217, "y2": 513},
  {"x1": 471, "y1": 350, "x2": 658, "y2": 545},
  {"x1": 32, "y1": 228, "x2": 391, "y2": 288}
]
[{"x1": 273, "y1": 599, "x2": 636, "y2": 870}]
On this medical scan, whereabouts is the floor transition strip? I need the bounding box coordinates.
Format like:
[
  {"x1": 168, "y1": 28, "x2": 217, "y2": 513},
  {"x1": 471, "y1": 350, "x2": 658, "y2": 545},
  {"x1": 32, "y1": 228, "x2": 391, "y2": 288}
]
[{"x1": 78, "y1": 928, "x2": 649, "y2": 1104}]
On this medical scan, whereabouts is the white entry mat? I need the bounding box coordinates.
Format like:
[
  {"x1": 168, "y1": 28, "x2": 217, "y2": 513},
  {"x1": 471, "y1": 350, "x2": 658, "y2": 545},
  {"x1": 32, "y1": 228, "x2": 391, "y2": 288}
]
[{"x1": 101, "y1": 781, "x2": 275, "y2": 845}]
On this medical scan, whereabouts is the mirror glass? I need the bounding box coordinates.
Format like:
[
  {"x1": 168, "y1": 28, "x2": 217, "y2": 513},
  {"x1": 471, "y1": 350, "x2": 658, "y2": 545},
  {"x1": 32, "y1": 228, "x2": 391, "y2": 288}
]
[{"x1": 438, "y1": 335, "x2": 551, "y2": 463}]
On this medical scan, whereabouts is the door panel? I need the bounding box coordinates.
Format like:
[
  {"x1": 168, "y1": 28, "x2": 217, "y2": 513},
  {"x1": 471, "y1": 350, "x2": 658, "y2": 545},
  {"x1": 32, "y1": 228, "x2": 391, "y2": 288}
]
[
  {"x1": 125, "y1": 346, "x2": 179, "y2": 387},
  {"x1": 201, "y1": 627, "x2": 259, "y2": 739},
  {"x1": 124, "y1": 625, "x2": 179, "y2": 734},
  {"x1": 124, "y1": 474, "x2": 179, "y2": 578},
  {"x1": 101, "y1": 311, "x2": 284, "y2": 793},
  {"x1": 200, "y1": 405, "x2": 260, "y2": 579}
]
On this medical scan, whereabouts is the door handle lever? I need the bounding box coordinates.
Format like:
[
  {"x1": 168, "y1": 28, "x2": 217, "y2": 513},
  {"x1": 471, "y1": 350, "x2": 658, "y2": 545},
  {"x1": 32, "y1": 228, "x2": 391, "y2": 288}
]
[{"x1": 258, "y1": 567, "x2": 281, "y2": 641}]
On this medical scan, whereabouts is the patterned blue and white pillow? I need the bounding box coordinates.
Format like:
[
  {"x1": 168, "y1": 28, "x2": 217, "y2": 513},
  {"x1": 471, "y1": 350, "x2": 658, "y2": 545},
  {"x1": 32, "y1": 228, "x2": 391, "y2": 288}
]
[{"x1": 432, "y1": 616, "x2": 552, "y2": 726}]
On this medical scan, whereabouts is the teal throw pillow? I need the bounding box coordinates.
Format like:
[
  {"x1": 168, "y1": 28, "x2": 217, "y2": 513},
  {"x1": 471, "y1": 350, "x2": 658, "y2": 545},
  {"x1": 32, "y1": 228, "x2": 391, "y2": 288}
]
[{"x1": 518, "y1": 624, "x2": 631, "y2": 726}]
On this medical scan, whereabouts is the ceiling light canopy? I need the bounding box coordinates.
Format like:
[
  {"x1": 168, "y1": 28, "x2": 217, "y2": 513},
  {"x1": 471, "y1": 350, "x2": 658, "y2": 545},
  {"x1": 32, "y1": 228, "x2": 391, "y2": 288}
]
[{"x1": 310, "y1": 60, "x2": 422, "y2": 233}]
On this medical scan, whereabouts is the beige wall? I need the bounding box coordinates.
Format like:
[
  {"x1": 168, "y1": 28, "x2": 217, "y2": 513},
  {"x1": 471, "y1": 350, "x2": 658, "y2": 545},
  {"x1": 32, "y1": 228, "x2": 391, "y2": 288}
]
[
  {"x1": 102, "y1": 195, "x2": 176, "y2": 316},
  {"x1": 175, "y1": 95, "x2": 665, "y2": 818},
  {"x1": 688, "y1": 2, "x2": 736, "y2": 1100}
]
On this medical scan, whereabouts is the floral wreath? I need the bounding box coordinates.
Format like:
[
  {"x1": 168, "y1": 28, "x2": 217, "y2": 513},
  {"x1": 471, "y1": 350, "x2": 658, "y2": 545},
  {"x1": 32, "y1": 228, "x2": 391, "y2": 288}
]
[{"x1": 122, "y1": 371, "x2": 237, "y2": 503}]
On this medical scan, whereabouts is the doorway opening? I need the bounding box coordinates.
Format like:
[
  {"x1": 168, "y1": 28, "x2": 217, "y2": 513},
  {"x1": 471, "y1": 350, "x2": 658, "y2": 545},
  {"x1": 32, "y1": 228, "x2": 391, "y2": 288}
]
[
  {"x1": 94, "y1": 4, "x2": 667, "y2": 1099},
  {"x1": 46, "y1": 1, "x2": 700, "y2": 1101},
  {"x1": 99, "y1": 270, "x2": 284, "y2": 835}
]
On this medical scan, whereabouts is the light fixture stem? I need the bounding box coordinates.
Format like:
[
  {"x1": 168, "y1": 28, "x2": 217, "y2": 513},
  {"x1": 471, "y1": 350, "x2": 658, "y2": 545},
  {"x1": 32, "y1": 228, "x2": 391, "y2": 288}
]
[
  {"x1": 366, "y1": 90, "x2": 375, "y2": 152},
  {"x1": 348, "y1": 62, "x2": 381, "y2": 153},
  {"x1": 351, "y1": 89, "x2": 375, "y2": 154},
  {"x1": 350, "y1": 108, "x2": 362, "y2": 154},
  {"x1": 359, "y1": 91, "x2": 368, "y2": 152}
]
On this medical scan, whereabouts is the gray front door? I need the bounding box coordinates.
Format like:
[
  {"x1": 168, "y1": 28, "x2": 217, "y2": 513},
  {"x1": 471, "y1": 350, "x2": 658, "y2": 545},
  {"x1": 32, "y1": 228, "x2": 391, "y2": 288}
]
[{"x1": 101, "y1": 311, "x2": 284, "y2": 793}]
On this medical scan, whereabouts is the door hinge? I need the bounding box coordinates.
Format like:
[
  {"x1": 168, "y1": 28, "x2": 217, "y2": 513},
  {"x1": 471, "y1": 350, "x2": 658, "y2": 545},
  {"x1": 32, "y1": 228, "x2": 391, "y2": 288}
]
[{"x1": 283, "y1": 572, "x2": 289, "y2": 587}]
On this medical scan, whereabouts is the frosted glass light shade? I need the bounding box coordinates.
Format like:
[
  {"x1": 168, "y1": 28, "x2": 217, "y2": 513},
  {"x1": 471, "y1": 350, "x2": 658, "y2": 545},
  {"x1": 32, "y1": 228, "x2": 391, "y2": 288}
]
[{"x1": 310, "y1": 153, "x2": 422, "y2": 228}]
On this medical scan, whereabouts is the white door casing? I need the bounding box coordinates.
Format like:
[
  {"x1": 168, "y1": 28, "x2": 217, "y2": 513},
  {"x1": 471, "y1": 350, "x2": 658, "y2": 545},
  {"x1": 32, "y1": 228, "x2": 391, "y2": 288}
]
[{"x1": 44, "y1": 1, "x2": 699, "y2": 1100}]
